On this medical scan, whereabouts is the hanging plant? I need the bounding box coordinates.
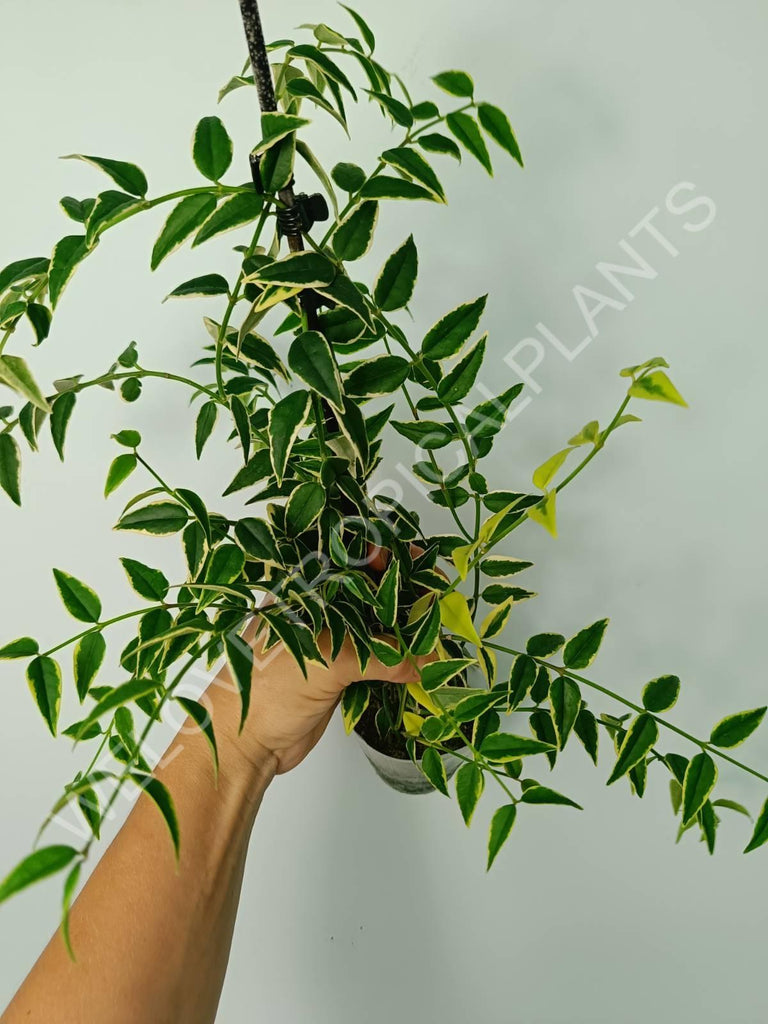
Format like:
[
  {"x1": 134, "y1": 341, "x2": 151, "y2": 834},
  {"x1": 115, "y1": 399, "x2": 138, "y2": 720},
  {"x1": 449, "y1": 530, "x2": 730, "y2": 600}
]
[{"x1": 1, "y1": 0, "x2": 767, "y2": 933}]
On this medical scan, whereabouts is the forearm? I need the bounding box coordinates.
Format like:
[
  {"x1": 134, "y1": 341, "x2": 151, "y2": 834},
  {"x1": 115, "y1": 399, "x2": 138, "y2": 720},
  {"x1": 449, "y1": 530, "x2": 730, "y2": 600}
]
[{"x1": 3, "y1": 673, "x2": 277, "y2": 1024}]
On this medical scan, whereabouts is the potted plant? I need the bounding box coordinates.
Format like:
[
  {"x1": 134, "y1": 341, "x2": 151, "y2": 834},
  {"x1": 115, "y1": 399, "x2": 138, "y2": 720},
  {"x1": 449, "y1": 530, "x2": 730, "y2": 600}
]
[{"x1": 1, "y1": 0, "x2": 768, "y2": 935}]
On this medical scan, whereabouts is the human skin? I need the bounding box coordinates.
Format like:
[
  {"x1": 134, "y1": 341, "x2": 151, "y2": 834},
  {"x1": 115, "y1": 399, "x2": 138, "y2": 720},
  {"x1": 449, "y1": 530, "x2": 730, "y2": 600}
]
[{"x1": 1, "y1": 621, "x2": 425, "y2": 1024}]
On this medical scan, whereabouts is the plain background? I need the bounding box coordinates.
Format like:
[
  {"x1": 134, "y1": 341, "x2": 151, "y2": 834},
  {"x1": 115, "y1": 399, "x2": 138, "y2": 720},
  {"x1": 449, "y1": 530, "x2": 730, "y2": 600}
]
[{"x1": 1, "y1": 1, "x2": 767, "y2": 1021}]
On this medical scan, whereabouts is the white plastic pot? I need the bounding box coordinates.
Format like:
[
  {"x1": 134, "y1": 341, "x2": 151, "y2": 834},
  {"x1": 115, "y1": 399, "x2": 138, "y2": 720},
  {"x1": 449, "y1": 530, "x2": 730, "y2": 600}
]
[{"x1": 355, "y1": 732, "x2": 466, "y2": 795}]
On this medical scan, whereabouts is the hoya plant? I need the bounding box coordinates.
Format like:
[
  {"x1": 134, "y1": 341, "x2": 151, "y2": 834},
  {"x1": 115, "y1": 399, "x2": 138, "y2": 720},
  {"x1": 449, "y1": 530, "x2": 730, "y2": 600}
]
[{"x1": 1, "y1": 0, "x2": 767, "y2": 935}]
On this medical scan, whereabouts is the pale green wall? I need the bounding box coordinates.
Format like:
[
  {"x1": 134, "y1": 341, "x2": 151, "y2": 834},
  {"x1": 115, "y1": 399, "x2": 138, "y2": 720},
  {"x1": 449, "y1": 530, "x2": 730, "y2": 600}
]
[{"x1": 1, "y1": 2, "x2": 767, "y2": 1021}]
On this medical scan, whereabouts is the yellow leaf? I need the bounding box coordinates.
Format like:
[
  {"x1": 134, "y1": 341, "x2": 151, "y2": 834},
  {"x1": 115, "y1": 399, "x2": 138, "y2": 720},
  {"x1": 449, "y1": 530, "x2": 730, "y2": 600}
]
[
  {"x1": 403, "y1": 712, "x2": 425, "y2": 737},
  {"x1": 408, "y1": 592, "x2": 433, "y2": 625},
  {"x1": 452, "y1": 542, "x2": 478, "y2": 581},
  {"x1": 628, "y1": 370, "x2": 688, "y2": 407},
  {"x1": 568, "y1": 420, "x2": 599, "y2": 447},
  {"x1": 439, "y1": 592, "x2": 482, "y2": 646},
  {"x1": 407, "y1": 682, "x2": 440, "y2": 715},
  {"x1": 528, "y1": 490, "x2": 557, "y2": 538},
  {"x1": 532, "y1": 448, "x2": 572, "y2": 491}
]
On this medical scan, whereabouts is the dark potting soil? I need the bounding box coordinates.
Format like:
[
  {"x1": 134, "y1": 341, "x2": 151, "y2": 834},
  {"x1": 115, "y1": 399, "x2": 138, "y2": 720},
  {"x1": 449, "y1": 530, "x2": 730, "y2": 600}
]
[{"x1": 354, "y1": 683, "x2": 471, "y2": 760}]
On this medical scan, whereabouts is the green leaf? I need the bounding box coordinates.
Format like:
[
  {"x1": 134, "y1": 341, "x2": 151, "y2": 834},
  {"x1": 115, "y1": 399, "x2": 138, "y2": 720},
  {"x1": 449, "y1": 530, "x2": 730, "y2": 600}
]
[
  {"x1": 421, "y1": 658, "x2": 474, "y2": 692},
  {"x1": 53, "y1": 568, "x2": 101, "y2": 623},
  {"x1": 285, "y1": 482, "x2": 326, "y2": 535},
  {"x1": 681, "y1": 752, "x2": 718, "y2": 826},
  {"x1": 477, "y1": 103, "x2": 523, "y2": 167},
  {"x1": 288, "y1": 331, "x2": 344, "y2": 410},
  {"x1": 120, "y1": 378, "x2": 142, "y2": 403},
  {"x1": 224, "y1": 632, "x2": 254, "y2": 729},
  {"x1": 366, "y1": 90, "x2": 412, "y2": 128},
  {"x1": 130, "y1": 775, "x2": 180, "y2": 860},
  {"x1": 80, "y1": 680, "x2": 160, "y2": 732},
  {"x1": 84, "y1": 190, "x2": 140, "y2": 245},
  {"x1": 487, "y1": 804, "x2": 516, "y2": 870},
  {"x1": 392, "y1": 419, "x2": 453, "y2": 450},
  {"x1": 252, "y1": 251, "x2": 335, "y2": 288},
  {"x1": 507, "y1": 655, "x2": 537, "y2": 708},
  {"x1": 421, "y1": 747, "x2": 449, "y2": 796},
  {"x1": 381, "y1": 146, "x2": 446, "y2": 202},
  {"x1": 254, "y1": 111, "x2": 311, "y2": 155},
  {"x1": 234, "y1": 518, "x2": 280, "y2": 563},
  {"x1": 0, "y1": 637, "x2": 39, "y2": 659},
  {"x1": 0, "y1": 434, "x2": 21, "y2": 505},
  {"x1": 455, "y1": 761, "x2": 484, "y2": 825},
  {"x1": 528, "y1": 491, "x2": 557, "y2": 539},
  {"x1": 410, "y1": 602, "x2": 441, "y2": 657},
  {"x1": 574, "y1": 708, "x2": 599, "y2": 765},
  {"x1": 563, "y1": 618, "x2": 609, "y2": 670},
  {"x1": 286, "y1": 76, "x2": 347, "y2": 131},
  {"x1": 26, "y1": 303, "x2": 52, "y2": 343},
  {"x1": 27, "y1": 656, "x2": 62, "y2": 735},
  {"x1": 712, "y1": 798, "x2": 751, "y2": 820},
  {"x1": 418, "y1": 133, "x2": 462, "y2": 161},
  {"x1": 520, "y1": 785, "x2": 582, "y2": 810},
  {"x1": 74, "y1": 632, "x2": 106, "y2": 702},
  {"x1": 480, "y1": 732, "x2": 555, "y2": 761},
  {"x1": 0, "y1": 354, "x2": 50, "y2": 412},
  {"x1": 549, "y1": 677, "x2": 581, "y2": 749},
  {"x1": 526, "y1": 632, "x2": 565, "y2": 657},
  {"x1": 192, "y1": 116, "x2": 233, "y2": 181},
  {"x1": 340, "y1": 4, "x2": 376, "y2": 51},
  {"x1": 628, "y1": 370, "x2": 687, "y2": 407},
  {"x1": 223, "y1": 449, "x2": 272, "y2": 495},
  {"x1": 359, "y1": 176, "x2": 435, "y2": 202},
  {"x1": 744, "y1": 798, "x2": 768, "y2": 854},
  {"x1": 315, "y1": 274, "x2": 375, "y2": 331},
  {"x1": 533, "y1": 448, "x2": 572, "y2": 491},
  {"x1": 113, "y1": 429, "x2": 141, "y2": 448},
  {"x1": 0, "y1": 846, "x2": 79, "y2": 906},
  {"x1": 332, "y1": 162, "x2": 366, "y2": 193},
  {"x1": 116, "y1": 501, "x2": 189, "y2": 536},
  {"x1": 104, "y1": 453, "x2": 136, "y2": 497},
  {"x1": 288, "y1": 44, "x2": 356, "y2": 98},
  {"x1": 345, "y1": 355, "x2": 410, "y2": 396},
  {"x1": 0, "y1": 256, "x2": 48, "y2": 296},
  {"x1": 376, "y1": 558, "x2": 399, "y2": 629},
  {"x1": 195, "y1": 401, "x2": 218, "y2": 459},
  {"x1": 151, "y1": 193, "x2": 217, "y2": 269},
  {"x1": 176, "y1": 697, "x2": 219, "y2": 779},
  {"x1": 374, "y1": 234, "x2": 418, "y2": 311},
  {"x1": 332, "y1": 200, "x2": 378, "y2": 262},
  {"x1": 268, "y1": 390, "x2": 311, "y2": 485},
  {"x1": 432, "y1": 70, "x2": 474, "y2": 97},
  {"x1": 606, "y1": 713, "x2": 658, "y2": 785},
  {"x1": 341, "y1": 681, "x2": 370, "y2": 734},
  {"x1": 166, "y1": 274, "x2": 229, "y2": 300},
  {"x1": 62, "y1": 154, "x2": 147, "y2": 196},
  {"x1": 422, "y1": 296, "x2": 487, "y2": 360},
  {"x1": 642, "y1": 675, "x2": 681, "y2": 714},
  {"x1": 119, "y1": 558, "x2": 169, "y2": 601},
  {"x1": 466, "y1": 384, "x2": 524, "y2": 438},
  {"x1": 48, "y1": 235, "x2": 88, "y2": 308},
  {"x1": 206, "y1": 543, "x2": 245, "y2": 587},
  {"x1": 446, "y1": 112, "x2": 492, "y2": 174},
  {"x1": 437, "y1": 335, "x2": 486, "y2": 404},
  {"x1": 710, "y1": 707, "x2": 767, "y2": 749}
]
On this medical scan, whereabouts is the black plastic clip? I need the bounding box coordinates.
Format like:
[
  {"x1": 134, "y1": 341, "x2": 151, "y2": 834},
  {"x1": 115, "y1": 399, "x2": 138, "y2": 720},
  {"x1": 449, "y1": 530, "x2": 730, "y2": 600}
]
[{"x1": 277, "y1": 193, "x2": 330, "y2": 238}]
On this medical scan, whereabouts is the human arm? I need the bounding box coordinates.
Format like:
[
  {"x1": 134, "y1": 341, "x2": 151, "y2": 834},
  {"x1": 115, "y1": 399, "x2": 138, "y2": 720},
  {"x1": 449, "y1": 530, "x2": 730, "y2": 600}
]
[{"x1": 2, "y1": 626, "x2": 421, "y2": 1024}]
